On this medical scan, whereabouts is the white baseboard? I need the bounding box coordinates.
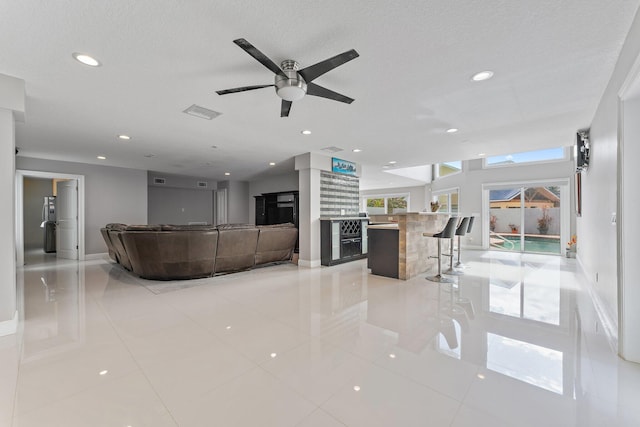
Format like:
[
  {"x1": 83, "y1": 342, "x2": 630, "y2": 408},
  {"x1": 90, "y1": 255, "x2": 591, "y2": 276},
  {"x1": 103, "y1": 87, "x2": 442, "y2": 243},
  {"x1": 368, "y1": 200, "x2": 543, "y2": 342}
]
[
  {"x1": 84, "y1": 252, "x2": 109, "y2": 261},
  {"x1": 0, "y1": 311, "x2": 18, "y2": 337},
  {"x1": 298, "y1": 259, "x2": 321, "y2": 268},
  {"x1": 576, "y1": 254, "x2": 619, "y2": 352}
]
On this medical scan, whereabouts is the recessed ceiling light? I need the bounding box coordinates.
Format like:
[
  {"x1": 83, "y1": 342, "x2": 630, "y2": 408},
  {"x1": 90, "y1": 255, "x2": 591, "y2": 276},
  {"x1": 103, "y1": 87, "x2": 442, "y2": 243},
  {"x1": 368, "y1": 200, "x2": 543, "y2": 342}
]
[
  {"x1": 226, "y1": 326, "x2": 231, "y2": 330},
  {"x1": 301, "y1": 130, "x2": 312, "y2": 135},
  {"x1": 224, "y1": 172, "x2": 230, "y2": 176},
  {"x1": 269, "y1": 162, "x2": 276, "y2": 166},
  {"x1": 389, "y1": 354, "x2": 396, "y2": 359},
  {"x1": 478, "y1": 153, "x2": 486, "y2": 157},
  {"x1": 97, "y1": 155, "x2": 106, "y2": 160},
  {"x1": 471, "y1": 70, "x2": 494, "y2": 81},
  {"x1": 99, "y1": 370, "x2": 108, "y2": 376},
  {"x1": 72, "y1": 52, "x2": 101, "y2": 67},
  {"x1": 477, "y1": 373, "x2": 486, "y2": 379},
  {"x1": 270, "y1": 353, "x2": 277, "y2": 358},
  {"x1": 352, "y1": 149, "x2": 362, "y2": 153},
  {"x1": 382, "y1": 165, "x2": 390, "y2": 169},
  {"x1": 388, "y1": 161, "x2": 397, "y2": 164},
  {"x1": 446, "y1": 128, "x2": 459, "y2": 133},
  {"x1": 117, "y1": 135, "x2": 131, "y2": 140},
  {"x1": 353, "y1": 386, "x2": 361, "y2": 391}
]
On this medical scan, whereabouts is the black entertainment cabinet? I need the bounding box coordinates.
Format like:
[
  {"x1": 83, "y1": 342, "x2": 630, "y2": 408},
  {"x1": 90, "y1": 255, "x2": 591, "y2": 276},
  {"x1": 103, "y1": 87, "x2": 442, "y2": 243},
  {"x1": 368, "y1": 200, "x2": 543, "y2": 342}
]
[{"x1": 255, "y1": 191, "x2": 299, "y2": 250}]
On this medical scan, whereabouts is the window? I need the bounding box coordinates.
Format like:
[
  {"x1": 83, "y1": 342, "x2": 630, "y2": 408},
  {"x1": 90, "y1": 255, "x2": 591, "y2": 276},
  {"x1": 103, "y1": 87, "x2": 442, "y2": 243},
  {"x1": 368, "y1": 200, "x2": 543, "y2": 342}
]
[
  {"x1": 432, "y1": 188, "x2": 459, "y2": 214},
  {"x1": 363, "y1": 194, "x2": 409, "y2": 215},
  {"x1": 434, "y1": 161, "x2": 462, "y2": 180},
  {"x1": 485, "y1": 147, "x2": 566, "y2": 168}
]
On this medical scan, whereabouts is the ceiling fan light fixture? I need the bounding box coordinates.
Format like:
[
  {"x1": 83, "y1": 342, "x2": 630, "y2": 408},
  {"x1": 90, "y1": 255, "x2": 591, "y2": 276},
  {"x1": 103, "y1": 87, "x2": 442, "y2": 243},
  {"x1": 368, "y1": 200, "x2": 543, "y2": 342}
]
[{"x1": 276, "y1": 85, "x2": 306, "y2": 101}]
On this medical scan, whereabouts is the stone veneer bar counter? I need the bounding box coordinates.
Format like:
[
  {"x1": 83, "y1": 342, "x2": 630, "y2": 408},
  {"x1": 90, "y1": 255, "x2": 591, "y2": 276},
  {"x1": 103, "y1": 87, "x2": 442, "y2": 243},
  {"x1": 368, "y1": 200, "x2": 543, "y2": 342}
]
[{"x1": 368, "y1": 212, "x2": 449, "y2": 280}]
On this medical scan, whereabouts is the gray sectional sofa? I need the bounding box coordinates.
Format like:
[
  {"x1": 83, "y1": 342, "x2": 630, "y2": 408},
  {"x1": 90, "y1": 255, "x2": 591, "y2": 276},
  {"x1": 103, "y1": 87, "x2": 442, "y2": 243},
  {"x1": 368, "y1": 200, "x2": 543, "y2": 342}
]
[{"x1": 100, "y1": 223, "x2": 297, "y2": 280}]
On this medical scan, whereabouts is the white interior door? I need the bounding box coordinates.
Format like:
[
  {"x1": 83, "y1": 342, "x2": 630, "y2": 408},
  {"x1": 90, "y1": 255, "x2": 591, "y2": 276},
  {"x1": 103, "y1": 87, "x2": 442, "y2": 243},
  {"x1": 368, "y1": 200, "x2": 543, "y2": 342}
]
[
  {"x1": 216, "y1": 188, "x2": 228, "y2": 225},
  {"x1": 56, "y1": 180, "x2": 78, "y2": 260}
]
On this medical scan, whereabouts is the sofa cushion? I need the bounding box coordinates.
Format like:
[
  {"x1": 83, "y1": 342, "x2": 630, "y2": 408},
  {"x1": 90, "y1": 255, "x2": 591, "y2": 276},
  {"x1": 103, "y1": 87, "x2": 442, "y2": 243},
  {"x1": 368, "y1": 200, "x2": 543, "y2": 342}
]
[
  {"x1": 122, "y1": 230, "x2": 218, "y2": 280},
  {"x1": 255, "y1": 227, "x2": 298, "y2": 265},
  {"x1": 106, "y1": 223, "x2": 127, "y2": 230},
  {"x1": 100, "y1": 228, "x2": 119, "y2": 262},
  {"x1": 107, "y1": 229, "x2": 133, "y2": 271},
  {"x1": 125, "y1": 224, "x2": 162, "y2": 231},
  {"x1": 215, "y1": 228, "x2": 259, "y2": 273},
  {"x1": 160, "y1": 224, "x2": 215, "y2": 231},
  {"x1": 216, "y1": 223, "x2": 255, "y2": 230}
]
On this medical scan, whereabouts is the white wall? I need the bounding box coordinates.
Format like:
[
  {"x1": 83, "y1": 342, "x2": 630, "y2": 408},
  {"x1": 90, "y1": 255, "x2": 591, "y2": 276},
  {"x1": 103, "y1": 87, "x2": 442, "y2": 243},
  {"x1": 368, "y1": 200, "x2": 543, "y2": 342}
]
[
  {"x1": 0, "y1": 109, "x2": 17, "y2": 326},
  {"x1": 248, "y1": 172, "x2": 299, "y2": 224},
  {"x1": 430, "y1": 158, "x2": 574, "y2": 247},
  {"x1": 619, "y1": 93, "x2": 640, "y2": 361},
  {"x1": 16, "y1": 157, "x2": 147, "y2": 254},
  {"x1": 147, "y1": 171, "x2": 217, "y2": 225},
  {"x1": 148, "y1": 187, "x2": 214, "y2": 224},
  {"x1": 360, "y1": 185, "x2": 427, "y2": 213},
  {"x1": 580, "y1": 7, "x2": 640, "y2": 356},
  {"x1": 1, "y1": 73, "x2": 23, "y2": 329},
  {"x1": 218, "y1": 180, "x2": 250, "y2": 224}
]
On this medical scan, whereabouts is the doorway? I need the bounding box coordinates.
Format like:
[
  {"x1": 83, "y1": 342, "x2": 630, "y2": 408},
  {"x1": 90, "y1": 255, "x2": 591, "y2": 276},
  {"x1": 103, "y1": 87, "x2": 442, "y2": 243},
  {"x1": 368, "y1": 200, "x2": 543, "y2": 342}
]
[
  {"x1": 483, "y1": 180, "x2": 569, "y2": 255},
  {"x1": 16, "y1": 170, "x2": 85, "y2": 266}
]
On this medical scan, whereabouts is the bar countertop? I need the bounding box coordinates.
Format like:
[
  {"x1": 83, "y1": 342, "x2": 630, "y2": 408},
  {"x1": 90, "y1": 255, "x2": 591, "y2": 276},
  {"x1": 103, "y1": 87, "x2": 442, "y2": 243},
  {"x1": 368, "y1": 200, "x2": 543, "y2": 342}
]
[{"x1": 319, "y1": 217, "x2": 368, "y2": 221}]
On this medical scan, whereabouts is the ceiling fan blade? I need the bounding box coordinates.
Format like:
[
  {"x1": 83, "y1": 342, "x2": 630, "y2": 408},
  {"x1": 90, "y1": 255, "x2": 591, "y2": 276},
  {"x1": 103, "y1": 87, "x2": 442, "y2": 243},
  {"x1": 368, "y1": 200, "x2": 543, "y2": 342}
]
[
  {"x1": 233, "y1": 38, "x2": 287, "y2": 78},
  {"x1": 306, "y1": 83, "x2": 354, "y2": 104},
  {"x1": 281, "y1": 100, "x2": 292, "y2": 117},
  {"x1": 298, "y1": 49, "x2": 359, "y2": 83},
  {"x1": 216, "y1": 84, "x2": 274, "y2": 95}
]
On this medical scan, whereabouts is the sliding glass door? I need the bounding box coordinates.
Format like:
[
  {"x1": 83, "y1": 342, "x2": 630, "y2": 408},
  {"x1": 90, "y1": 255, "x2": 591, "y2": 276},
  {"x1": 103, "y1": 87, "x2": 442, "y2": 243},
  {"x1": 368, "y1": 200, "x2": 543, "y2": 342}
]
[{"x1": 488, "y1": 185, "x2": 563, "y2": 255}]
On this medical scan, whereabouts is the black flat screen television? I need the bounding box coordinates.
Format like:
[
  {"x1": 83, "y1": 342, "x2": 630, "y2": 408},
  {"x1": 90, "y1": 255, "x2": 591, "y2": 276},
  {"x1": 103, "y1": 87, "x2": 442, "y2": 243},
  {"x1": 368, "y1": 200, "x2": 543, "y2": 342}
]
[{"x1": 576, "y1": 132, "x2": 590, "y2": 172}]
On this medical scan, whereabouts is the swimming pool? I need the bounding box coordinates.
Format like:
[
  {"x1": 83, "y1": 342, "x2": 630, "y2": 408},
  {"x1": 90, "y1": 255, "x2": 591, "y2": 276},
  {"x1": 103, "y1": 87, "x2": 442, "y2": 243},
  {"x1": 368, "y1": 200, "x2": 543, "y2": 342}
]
[{"x1": 493, "y1": 235, "x2": 561, "y2": 255}]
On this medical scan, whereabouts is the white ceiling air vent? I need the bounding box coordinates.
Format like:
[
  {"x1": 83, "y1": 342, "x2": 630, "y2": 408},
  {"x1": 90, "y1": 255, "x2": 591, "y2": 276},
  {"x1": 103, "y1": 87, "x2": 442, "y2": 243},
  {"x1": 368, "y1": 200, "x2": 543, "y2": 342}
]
[
  {"x1": 154, "y1": 177, "x2": 166, "y2": 185},
  {"x1": 197, "y1": 181, "x2": 208, "y2": 188},
  {"x1": 321, "y1": 146, "x2": 344, "y2": 153},
  {"x1": 183, "y1": 104, "x2": 222, "y2": 120}
]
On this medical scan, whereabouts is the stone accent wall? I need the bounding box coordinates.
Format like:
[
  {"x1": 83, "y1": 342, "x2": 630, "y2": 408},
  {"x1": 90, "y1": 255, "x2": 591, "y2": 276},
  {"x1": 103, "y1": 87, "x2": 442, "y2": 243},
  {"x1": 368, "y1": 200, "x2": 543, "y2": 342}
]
[{"x1": 320, "y1": 171, "x2": 359, "y2": 217}]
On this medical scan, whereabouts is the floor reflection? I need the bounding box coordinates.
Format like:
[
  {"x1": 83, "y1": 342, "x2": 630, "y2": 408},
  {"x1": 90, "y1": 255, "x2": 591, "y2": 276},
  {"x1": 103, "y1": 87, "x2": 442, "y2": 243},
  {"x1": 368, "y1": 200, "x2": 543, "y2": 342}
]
[
  {"x1": 8, "y1": 250, "x2": 639, "y2": 427},
  {"x1": 21, "y1": 263, "x2": 85, "y2": 362}
]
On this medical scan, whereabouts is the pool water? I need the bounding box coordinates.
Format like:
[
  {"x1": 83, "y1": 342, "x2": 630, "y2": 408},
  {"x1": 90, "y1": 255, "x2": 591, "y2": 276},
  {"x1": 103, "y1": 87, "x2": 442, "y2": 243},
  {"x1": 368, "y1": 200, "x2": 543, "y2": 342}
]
[{"x1": 495, "y1": 235, "x2": 561, "y2": 254}]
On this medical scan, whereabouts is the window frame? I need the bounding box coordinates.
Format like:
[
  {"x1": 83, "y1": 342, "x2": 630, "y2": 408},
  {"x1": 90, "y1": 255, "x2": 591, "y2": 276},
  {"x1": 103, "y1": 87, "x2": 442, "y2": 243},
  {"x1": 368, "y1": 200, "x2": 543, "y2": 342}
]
[
  {"x1": 433, "y1": 161, "x2": 463, "y2": 181},
  {"x1": 483, "y1": 147, "x2": 569, "y2": 169},
  {"x1": 362, "y1": 193, "x2": 411, "y2": 215},
  {"x1": 431, "y1": 187, "x2": 459, "y2": 214}
]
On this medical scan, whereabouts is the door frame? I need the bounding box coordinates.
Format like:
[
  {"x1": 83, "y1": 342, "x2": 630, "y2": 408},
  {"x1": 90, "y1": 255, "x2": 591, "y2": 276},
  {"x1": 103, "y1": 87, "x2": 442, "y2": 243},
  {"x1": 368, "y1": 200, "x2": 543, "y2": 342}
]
[
  {"x1": 617, "y1": 51, "x2": 640, "y2": 361},
  {"x1": 482, "y1": 178, "x2": 570, "y2": 253},
  {"x1": 15, "y1": 170, "x2": 85, "y2": 266}
]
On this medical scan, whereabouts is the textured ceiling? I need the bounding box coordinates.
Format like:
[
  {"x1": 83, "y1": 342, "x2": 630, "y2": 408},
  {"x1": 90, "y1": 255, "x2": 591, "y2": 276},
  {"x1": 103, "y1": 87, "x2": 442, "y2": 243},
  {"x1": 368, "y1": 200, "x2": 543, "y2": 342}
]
[{"x1": 2, "y1": 0, "x2": 639, "y2": 189}]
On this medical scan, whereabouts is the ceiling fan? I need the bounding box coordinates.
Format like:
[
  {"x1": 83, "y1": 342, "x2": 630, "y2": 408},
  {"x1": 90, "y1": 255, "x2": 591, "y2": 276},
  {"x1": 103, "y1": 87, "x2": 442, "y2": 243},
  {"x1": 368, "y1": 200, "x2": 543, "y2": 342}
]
[{"x1": 216, "y1": 38, "x2": 359, "y2": 117}]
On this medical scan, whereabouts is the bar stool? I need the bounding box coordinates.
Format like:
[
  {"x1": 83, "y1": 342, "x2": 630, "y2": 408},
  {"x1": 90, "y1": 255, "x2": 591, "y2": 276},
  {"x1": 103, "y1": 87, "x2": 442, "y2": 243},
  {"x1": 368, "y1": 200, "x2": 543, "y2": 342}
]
[
  {"x1": 424, "y1": 217, "x2": 458, "y2": 283},
  {"x1": 446, "y1": 217, "x2": 470, "y2": 275},
  {"x1": 455, "y1": 216, "x2": 475, "y2": 269}
]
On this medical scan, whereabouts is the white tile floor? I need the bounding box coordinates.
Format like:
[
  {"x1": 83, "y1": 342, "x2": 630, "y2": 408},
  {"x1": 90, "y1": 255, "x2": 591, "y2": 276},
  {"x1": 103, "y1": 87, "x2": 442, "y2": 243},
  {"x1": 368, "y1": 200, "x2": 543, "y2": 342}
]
[{"x1": 3, "y1": 250, "x2": 640, "y2": 426}]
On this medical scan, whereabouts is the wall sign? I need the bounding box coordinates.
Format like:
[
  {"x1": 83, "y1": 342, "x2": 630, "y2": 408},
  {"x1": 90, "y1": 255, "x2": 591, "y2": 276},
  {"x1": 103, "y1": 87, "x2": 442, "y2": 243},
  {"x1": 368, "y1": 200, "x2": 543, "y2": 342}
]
[{"x1": 331, "y1": 157, "x2": 357, "y2": 176}]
